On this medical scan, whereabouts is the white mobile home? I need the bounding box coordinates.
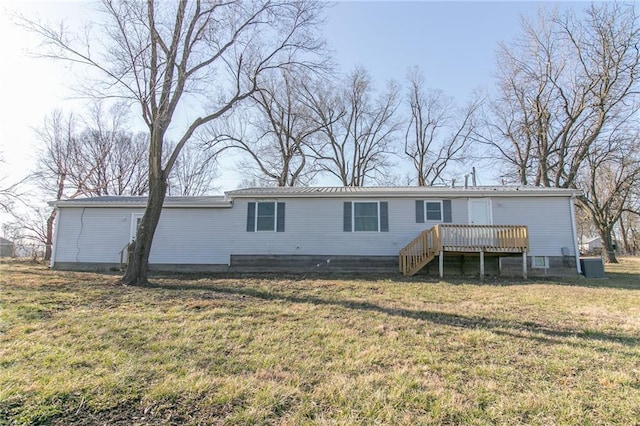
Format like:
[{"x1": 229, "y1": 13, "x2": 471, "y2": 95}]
[{"x1": 50, "y1": 186, "x2": 582, "y2": 277}]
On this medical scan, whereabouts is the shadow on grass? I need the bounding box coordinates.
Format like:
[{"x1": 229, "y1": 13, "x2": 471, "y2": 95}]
[
  {"x1": 156, "y1": 282, "x2": 639, "y2": 349},
  {"x1": 148, "y1": 269, "x2": 640, "y2": 290}
]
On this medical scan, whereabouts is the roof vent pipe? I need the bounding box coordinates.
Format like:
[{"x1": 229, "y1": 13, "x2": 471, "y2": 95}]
[
  {"x1": 464, "y1": 174, "x2": 469, "y2": 189},
  {"x1": 451, "y1": 178, "x2": 456, "y2": 188}
]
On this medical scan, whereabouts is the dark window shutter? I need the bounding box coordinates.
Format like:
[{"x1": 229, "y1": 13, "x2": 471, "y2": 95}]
[
  {"x1": 276, "y1": 203, "x2": 285, "y2": 232},
  {"x1": 443, "y1": 200, "x2": 452, "y2": 223},
  {"x1": 246, "y1": 202, "x2": 256, "y2": 232},
  {"x1": 343, "y1": 202, "x2": 352, "y2": 232},
  {"x1": 415, "y1": 200, "x2": 424, "y2": 223},
  {"x1": 380, "y1": 202, "x2": 389, "y2": 232}
]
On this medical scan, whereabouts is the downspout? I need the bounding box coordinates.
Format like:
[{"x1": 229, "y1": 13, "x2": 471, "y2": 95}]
[
  {"x1": 50, "y1": 206, "x2": 61, "y2": 269},
  {"x1": 569, "y1": 194, "x2": 582, "y2": 275}
]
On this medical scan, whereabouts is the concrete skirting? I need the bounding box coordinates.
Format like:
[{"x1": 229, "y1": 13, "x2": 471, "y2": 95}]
[
  {"x1": 52, "y1": 262, "x2": 229, "y2": 273},
  {"x1": 51, "y1": 254, "x2": 577, "y2": 277},
  {"x1": 229, "y1": 255, "x2": 398, "y2": 273}
]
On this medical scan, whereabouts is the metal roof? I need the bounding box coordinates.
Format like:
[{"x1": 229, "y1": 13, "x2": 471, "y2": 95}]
[{"x1": 225, "y1": 186, "x2": 580, "y2": 198}]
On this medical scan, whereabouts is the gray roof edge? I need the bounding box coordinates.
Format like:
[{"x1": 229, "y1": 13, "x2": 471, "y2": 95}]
[
  {"x1": 51, "y1": 186, "x2": 581, "y2": 207},
  {"x1": 51, "y1": 195, "x2": 232, "y2": 208}
]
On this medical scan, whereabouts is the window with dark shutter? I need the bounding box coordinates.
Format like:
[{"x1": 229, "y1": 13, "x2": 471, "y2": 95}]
[
  {"x1": 246, "y1": 202, "x2": 256, "y2": 232},
  {"x1": 247, "y1": 201, "x2": 285, "y2": 232},
  {"x1": 380, "y1": 202, "x2": 389, "y2": 232},
  {"x1": 416, "y1": 200, "x2": 452, "y2": 223},
  {"x1": 443, "y1": 200, "x2": 452, "y2": 223},
  {"x1": 415, "y1": 200, "x2": 424, "y2": 223},
  {"x1": 344, "y1": 201, "x2": 388, "y2": 232},
  {"x1": 343, "y1": 202, "x2": 352, "y2": 232},
  {"x1": 276, "y1": 203, "x2": 285, "y2": 232}
]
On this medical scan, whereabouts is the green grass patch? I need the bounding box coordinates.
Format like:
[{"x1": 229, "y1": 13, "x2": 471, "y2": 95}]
[{"x1": 1, "y1": 258, "x2": 639, "y2": 424}]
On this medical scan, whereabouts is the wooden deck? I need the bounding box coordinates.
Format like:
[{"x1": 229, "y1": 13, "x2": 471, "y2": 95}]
[{"x1": 399, "y1": 224, "x2": 529, "y2": 277}]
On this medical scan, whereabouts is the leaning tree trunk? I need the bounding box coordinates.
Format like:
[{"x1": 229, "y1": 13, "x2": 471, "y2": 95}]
[
  {"x1": 600, "y1": 228, "x2": 618, "y2": 264},
  {"x1": 123, "y1": 175, "x2": 167, "y2": 285},
  {"x1": 44, "y1": 208, "x2": 56, "y2": 261}
]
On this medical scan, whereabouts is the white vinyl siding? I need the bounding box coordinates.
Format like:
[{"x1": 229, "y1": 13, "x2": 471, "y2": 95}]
[
  {"x1": 52, "y1": 193, "x2": 577, "y2": 267},
  {"x1": 53, "y1": 207, "x2": 233, "y2": 265},
  {"x1": 491, "y1": 197, "x2": 575, "y2": 256}
]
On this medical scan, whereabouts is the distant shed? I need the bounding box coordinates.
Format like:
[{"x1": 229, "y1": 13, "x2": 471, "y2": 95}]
[{"x1": 0, "y1": 237, "x2": 15, "y2": 257}]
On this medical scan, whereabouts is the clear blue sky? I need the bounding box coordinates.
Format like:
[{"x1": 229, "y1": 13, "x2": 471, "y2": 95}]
[
  {"x1": 0, "y1": 0, "x2": 592, "y2": 201},
  {"x1": 323, "y1": 1, "x2": 580, "y2": 103}
]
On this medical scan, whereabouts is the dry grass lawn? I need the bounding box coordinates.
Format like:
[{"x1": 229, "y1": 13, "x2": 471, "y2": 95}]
[{"x1": 1, "y1": 258, "x2": 639, "y2": 425}]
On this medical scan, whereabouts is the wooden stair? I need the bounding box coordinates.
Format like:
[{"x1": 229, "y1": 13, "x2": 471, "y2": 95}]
[{"x1": 399, "y1": 227, "x2": 440, "y2": 276}]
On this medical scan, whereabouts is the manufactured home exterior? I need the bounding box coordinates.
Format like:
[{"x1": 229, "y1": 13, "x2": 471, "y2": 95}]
[{"x1": 50, "y1": 186, "x2": 581, "y2": 277}]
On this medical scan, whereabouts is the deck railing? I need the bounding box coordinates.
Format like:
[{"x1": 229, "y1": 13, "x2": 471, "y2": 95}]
[
  {"x1": 399, "y1": 224, "x2": 529, "y2": 276},
  {"x1": 439, "y1": 224, "x2": 528, "y2": 252}
]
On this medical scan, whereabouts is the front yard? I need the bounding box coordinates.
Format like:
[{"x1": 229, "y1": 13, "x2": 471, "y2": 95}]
[{"x1": 1, "y1": 259, "x2": 639, "y2": 424}]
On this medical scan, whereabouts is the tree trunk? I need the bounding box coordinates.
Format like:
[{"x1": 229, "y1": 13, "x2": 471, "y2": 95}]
[
  {"x1": 44, "y1": 208, "x2": 56, "y2": 261},
  {"x1": 122, "y1": 175, "x2": 167, "y2": 285},
  {"x1": 619, "y1": 218, "x2": 630, "y2": 255},
  {"x1": 600, "y1": 228, "x2": 618, "y2": 264}
]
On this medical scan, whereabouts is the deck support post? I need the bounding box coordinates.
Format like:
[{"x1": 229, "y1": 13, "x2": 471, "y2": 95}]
[
  {"x1": 480, "y1": 251, "x2": 485, "y2": 281},
  {"x1": 439, "y1": 250, "x2": 444, "y2": 278},
  {"x1": 522, "y1": 251, "x2": 527, "y2": 279}
]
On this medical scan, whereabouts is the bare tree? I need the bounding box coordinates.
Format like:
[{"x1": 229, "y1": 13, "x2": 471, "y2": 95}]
[
  {"x1": 0, "y1": 154, "x2": 26, "y2": 214},
  {"x1": 22, "y1": 0, "x2": 327, "y2": 284},
  {"x1": 617, "y1": 205, "x2": 640, "y2": 256},
  {"x1": 404, "y1": 67, "x2": 480, "y2": 186},
  {"x1": 29, "y1": 110, "x2": 81, "y2": 260},
  {"x1": 482, "y1": 4, "x2": 639, "y2": 188},
  {"x1": 481, "y1": 4, "x2": 640, "y2": 262},
  {"x1": 307, "y1": 67, "x2": 401, "y2": 186},
  {"x1": 577, "y1": 132, "x2": 640, "y2": 263},
  {"x1": 77, "y1": 103, "x2": 149, "y2": 196},
  {"x1": 167, "y1": 142, "x2": 219, "y2": 196},
  {"x1": 211, "y1": 69, "x2": 322, "y2": 186}
]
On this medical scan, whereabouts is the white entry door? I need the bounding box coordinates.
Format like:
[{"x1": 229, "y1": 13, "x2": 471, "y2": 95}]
[
  {"x1": 469, "y1": 199, "x2": 492, "y2": 225},
  {"x1": 130, "y1": 213, "x2": 144, "y2": 241}
]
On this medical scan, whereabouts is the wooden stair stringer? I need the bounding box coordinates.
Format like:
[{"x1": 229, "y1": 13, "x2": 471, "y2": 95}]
[{"x1": 405, "y1": 251, "x2": 437, "y2": 276}]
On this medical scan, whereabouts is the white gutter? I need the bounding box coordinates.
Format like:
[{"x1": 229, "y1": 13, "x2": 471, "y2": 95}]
[{"x1": 569, "y1": 194, "x2": 582, "y2": 274}]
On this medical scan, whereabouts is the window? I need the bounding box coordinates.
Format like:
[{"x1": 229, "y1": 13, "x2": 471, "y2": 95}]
[
  {"x1": 354, "y1": 202, "x2": 378, "y2": 231},
  {"x1": 415, "y1": 200, "x2": 452, "y2": 223},
  {"x1": 532, "y1": 256, "x2": 548, "y2": 268},
  {"x1": 257, "y1": 202, "x2": 276, "y2": 231},
  {"x1": 246, "y1": 202, "x2": 285, "y2": 232},
  {"x1": 343, "y1": 201, "x2": 388, "y2": 232},
  {"x1": 425, "y1": 201, "x2": 442, "y2": 221}
]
